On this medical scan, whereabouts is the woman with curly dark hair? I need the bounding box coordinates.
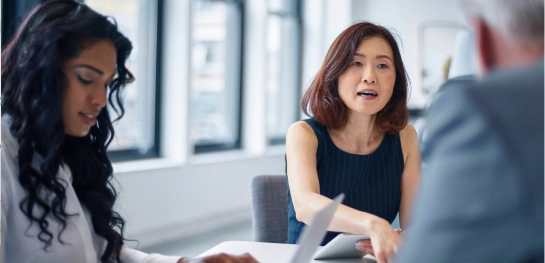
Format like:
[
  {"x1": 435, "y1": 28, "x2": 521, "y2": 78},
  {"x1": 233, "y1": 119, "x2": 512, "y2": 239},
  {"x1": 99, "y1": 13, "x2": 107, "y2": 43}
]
[
  {"x1": 285, "y1": 22, "x2": 421, "y2": 263},
  {"x1": 1, "y1": 1, "x2": 256, "y2": 263}
]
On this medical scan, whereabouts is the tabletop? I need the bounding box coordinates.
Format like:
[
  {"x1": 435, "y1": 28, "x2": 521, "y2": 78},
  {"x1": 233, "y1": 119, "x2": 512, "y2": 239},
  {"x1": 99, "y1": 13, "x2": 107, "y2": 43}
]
[{"x1": 197, "y1": 241, "x2": 377, "y2": 263}]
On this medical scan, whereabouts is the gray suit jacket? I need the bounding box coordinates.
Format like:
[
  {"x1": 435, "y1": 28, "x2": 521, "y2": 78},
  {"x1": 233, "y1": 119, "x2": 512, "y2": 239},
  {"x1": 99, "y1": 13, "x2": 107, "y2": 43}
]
[{"x1": 395, "y1": 62, "x2": 544, "y2": 262}]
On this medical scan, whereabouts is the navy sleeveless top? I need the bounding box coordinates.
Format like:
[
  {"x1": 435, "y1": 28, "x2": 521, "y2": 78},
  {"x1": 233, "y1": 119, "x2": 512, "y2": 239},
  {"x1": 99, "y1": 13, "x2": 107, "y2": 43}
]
[{"x1": 286, "y1": 118, "x2": 404, "y2": 245}]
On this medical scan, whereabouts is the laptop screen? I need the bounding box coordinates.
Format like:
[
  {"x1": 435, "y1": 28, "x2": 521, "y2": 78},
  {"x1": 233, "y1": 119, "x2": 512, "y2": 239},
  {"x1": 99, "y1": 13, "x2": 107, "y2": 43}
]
[{"x1": 289, "y1": 194, "x2": 344, "y2": 263}]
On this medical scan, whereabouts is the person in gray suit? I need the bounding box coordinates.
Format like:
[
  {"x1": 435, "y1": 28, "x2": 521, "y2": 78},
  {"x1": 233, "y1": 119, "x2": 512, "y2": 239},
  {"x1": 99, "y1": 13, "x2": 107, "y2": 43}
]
[{"x1": 393, "y1": 0, "x2": 544, "y2": 262}]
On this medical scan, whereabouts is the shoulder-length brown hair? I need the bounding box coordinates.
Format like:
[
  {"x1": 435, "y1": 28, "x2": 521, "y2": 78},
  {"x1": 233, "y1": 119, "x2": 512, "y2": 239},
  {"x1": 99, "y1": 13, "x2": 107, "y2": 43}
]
[{"x1": 301, "y1": 22, "x2": 409, "y2": 134}]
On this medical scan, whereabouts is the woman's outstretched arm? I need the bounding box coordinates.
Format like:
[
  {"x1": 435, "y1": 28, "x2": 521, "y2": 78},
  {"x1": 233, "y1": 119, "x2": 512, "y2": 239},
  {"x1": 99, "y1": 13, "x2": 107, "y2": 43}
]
[{"x1": 286, "y1": 121, "x2": 402, "y2": 263}]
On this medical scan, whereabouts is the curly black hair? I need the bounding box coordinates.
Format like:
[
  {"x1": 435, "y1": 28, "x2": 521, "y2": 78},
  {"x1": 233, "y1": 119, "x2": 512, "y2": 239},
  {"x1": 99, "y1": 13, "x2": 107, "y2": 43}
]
[{"x1": 1, "y1": 0, "x2": 135, "y2": 262}]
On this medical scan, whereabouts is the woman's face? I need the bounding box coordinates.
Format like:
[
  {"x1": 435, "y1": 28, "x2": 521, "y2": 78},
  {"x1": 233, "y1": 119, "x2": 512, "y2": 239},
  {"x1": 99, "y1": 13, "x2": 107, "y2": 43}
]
[
  {"x1": 337, "y1": 36, "x2": 396, "y2": 117},
  {"x1": 61, "y1": 40, "x2": 117, "y2": 137}
]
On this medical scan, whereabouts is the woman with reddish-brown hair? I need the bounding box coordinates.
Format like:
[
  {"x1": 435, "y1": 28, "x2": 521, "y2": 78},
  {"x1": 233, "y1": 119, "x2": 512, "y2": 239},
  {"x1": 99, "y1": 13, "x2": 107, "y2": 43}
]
[{"x1": 285, "y1": 22, "x2": 421, "y2": 263}]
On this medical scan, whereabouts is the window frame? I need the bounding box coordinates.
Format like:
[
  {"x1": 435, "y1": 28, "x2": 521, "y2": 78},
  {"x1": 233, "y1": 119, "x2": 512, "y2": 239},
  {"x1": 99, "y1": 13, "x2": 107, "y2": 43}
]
[
  {"x1": 1, "y1": 0, "x2": 42, "y2": 48},
  {"x1": 1, "y1": 0, "x2": 163, "y2": 162},
  {"x1": 83, "y1": 0, "x2": 163, "y2": 162},
  {"x1": 103, "y1": 0, "x2": 163, "y2": 162},
  {"x1": 265, "y1": 0, "x2": 303, "y2": 146},
  {"x1": 190, "y1": 0, "x2": 245, "y2": 154}
]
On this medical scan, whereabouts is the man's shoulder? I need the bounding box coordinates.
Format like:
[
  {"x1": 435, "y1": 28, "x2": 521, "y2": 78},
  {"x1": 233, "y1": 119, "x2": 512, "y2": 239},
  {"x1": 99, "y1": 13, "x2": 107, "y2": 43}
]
[
  {"x1": 436, "y1": 74, "x2": 476, "y2": 94},
  {"x1": 471, "y1": 61, "x2": 543, "y2": 98},
  {"x1": 467, "y1": 61, "x2": 543, "y2": 126},
  {"x1": 427, "y1": 61, "x2": 543, "y2": 172},
  {"x1": 441, "y1": 61, "x2": 543, "y2": 125},
  {"x1": 461, "y1": 61, "x2": 543, "y2": 191}
]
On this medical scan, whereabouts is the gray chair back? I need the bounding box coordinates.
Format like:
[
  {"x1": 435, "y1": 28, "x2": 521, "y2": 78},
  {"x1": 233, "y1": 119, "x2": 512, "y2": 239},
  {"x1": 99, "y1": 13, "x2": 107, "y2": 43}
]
[{"x1": 251, "y1": 175, "x2": 288, "y2": 243}]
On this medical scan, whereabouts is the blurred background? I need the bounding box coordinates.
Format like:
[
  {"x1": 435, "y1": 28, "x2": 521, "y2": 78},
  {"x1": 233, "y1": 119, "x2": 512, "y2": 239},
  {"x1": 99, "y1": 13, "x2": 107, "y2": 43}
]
[{"x1": 1, "y1": 0, "x2": 475, "y2": 257}]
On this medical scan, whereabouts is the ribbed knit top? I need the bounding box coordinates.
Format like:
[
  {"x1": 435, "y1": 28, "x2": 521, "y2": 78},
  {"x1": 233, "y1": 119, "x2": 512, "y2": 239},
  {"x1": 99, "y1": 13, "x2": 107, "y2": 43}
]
[{"x1": 286, "y1": 118, "x2": 404, "y2": 245}]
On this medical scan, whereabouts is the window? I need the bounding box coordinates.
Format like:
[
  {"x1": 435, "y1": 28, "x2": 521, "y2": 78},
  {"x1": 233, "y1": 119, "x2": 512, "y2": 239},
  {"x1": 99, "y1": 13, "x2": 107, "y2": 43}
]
[
  {"x1": 190, "y1": 0, "x2": 243, "y2": 153},
  {"x1": 1, "y1": 0, "x2": 37, "y2": 48},
  {"x1": 266, "y1": 0, "x2": 301, "y2": 145},
  {"x1": 85, "y1": 0, "x2": 161, "y2": 161}
]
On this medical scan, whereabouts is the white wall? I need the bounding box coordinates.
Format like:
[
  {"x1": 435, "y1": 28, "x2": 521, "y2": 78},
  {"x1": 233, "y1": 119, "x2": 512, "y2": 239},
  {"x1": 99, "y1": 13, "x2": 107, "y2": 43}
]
[
  {"x1": 351, "y1": 0, "x2": 468, "y2": 107},
  {"x1": 115, "y1": 155, "x2": 285, "y2": 248}
]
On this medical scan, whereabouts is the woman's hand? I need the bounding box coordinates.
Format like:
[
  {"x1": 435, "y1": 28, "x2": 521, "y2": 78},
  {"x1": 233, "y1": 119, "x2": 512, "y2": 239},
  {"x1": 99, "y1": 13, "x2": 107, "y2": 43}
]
[
  {"x1": 177, "y1": 253, "x2": 258, "y2": 263},
  {"x1": 356, "y1": 228, "x2": 402, "y2": 257},
  {"x1": 356, "y1": 219, "x2": 402, "y2": 263}
]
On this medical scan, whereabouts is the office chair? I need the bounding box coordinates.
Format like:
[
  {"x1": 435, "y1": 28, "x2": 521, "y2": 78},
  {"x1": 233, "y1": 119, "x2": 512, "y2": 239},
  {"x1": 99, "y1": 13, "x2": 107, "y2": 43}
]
[{"x1": 251, "y1": 175, "x2": 288, "y2": 243}]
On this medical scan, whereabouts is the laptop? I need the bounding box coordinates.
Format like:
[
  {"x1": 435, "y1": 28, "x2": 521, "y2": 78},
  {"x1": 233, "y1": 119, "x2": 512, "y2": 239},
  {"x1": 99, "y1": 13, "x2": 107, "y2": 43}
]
[{"x1": 289, "y1": 193, "x2": 344, "y2": 263}]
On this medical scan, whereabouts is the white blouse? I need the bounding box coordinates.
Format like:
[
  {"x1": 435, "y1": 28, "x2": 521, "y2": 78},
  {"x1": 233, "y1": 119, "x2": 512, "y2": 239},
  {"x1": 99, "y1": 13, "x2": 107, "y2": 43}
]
[{"x1": 1, "y1": 115, "x2": 180, "y2": 263}]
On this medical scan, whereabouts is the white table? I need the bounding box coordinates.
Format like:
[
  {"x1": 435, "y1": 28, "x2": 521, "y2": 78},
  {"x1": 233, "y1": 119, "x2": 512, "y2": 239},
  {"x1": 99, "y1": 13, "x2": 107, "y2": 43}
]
[{"x1": 198, "y1": 241, "x2": 377, "y2": 263}]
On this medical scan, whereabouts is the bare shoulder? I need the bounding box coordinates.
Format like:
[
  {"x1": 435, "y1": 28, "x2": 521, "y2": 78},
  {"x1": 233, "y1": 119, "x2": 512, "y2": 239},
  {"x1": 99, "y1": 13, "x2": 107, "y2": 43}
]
[
  {"x1": 287, "y1": 121, "x2": 316, "y2": 140},
  {"x1": 399, "y1": 123, "x2": 418, "y2": 144},
  {"x1": 398, "y1": 124, "x2": 420, "y2": 161},
  {"x1": 286, "y1": 120, "x2": 318, "y2": 150}
]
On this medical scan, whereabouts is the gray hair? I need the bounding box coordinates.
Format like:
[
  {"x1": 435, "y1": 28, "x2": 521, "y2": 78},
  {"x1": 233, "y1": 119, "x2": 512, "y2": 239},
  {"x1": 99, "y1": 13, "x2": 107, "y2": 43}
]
[{"x1": 460, "y1": 0, "x2": 544, "y2": 46}]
